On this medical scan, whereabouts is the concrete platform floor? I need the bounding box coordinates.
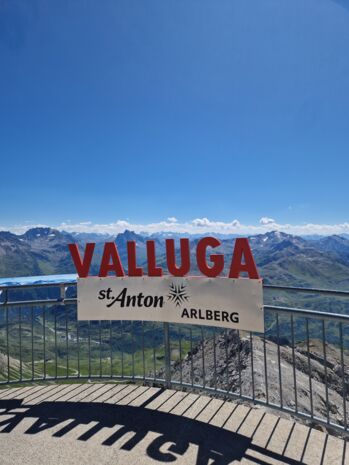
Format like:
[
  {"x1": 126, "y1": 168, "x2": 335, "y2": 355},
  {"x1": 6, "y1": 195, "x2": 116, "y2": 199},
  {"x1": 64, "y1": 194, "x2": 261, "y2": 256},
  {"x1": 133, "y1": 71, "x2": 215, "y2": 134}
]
[{"x1": 0, "y1": 382, "x2": 347, "y2": 465}]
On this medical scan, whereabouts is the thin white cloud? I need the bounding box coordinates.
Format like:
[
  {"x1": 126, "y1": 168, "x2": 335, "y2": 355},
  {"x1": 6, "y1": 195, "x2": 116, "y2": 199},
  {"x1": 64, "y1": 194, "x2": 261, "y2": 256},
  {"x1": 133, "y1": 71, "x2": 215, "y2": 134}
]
[
  {"x1": 2, "y1": 218, "x2": 349, "y2": 236},
  {"x1": 259, "y1": 217, "x2": 276, "y2": 225},
  {"x1": 192, "y1": 217, "x2": 211, "y2": 227}
]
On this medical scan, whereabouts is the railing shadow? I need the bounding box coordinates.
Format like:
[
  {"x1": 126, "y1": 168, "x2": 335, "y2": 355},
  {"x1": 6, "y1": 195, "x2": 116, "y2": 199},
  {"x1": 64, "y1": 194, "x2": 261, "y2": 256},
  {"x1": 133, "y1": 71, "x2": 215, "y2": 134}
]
[{"x1": 0, "y1": 393, "x2": 307, "y2": 465}]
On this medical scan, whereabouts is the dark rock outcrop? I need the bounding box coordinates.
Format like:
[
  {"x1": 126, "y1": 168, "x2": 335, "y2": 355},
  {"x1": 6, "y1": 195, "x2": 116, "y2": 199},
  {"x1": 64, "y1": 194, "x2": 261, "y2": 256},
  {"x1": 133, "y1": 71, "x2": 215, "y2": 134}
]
[{"x1": 159, "y1": 330, "x2": 349, "y2": 428}]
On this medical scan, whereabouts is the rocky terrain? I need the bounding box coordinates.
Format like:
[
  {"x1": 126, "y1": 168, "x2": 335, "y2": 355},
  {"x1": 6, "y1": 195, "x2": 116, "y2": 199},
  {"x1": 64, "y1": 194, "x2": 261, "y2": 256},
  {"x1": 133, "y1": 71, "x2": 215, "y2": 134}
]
[{"x1": 160, "y1": 330, "x2": 349, "y2": 431}]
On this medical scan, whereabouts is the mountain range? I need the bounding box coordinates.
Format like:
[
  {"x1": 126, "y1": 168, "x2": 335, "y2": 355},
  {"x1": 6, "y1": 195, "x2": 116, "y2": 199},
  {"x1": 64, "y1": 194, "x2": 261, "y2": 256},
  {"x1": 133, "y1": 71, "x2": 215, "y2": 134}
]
[{"x1": 1, "y1": 227, "x2": 349, "y2": 291}]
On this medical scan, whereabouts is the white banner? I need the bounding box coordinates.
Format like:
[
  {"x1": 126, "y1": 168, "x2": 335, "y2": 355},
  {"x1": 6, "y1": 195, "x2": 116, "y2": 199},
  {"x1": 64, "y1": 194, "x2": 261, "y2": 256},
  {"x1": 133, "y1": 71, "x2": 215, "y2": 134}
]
[{"x1": 77, "y1": 276, "x2": 264, "y2": 332}]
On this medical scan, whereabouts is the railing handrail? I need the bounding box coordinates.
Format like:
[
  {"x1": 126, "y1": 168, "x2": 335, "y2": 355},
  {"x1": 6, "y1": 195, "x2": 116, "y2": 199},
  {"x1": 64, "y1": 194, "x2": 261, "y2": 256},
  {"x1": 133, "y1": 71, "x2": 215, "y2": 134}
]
[
  {"x1": 1, "y1": 278, "x2": 349, "y2": 321},
  {"x1": 264, "y1": 283, "x2": 349, "y2": 298},
  {"x1": 1, "y1": 296, "x2": 349, "y2": 324},
  {"x1": 1, "y1": 276, "x2": 349, "y2": 298},
  {"x1": 264, "y1": 304, "x2": 349, "y2": 323}
]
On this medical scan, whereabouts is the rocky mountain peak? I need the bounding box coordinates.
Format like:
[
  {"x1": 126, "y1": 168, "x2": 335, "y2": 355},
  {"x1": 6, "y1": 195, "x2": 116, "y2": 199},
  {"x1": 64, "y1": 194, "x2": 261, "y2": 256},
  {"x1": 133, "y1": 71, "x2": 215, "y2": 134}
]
[
  {"x1": 115, "y1": 229, "x2": 146, "y2": 246},
  {"x1": 21, "y1": 227, "x2": 59, "y2": 240}
]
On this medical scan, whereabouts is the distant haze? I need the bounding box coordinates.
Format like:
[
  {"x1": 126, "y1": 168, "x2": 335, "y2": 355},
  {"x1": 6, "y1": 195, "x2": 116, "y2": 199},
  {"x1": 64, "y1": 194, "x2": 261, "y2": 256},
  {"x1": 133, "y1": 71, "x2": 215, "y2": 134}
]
[{"x1": 2, "y1": 218, "x2": 349, "y2": 237}]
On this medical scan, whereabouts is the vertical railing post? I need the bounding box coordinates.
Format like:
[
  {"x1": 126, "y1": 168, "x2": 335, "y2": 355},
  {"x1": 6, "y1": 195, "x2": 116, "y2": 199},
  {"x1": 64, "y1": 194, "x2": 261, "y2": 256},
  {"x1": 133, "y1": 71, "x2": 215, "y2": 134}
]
[
  {"x1": 60, "y1": 285, "x2": 66, "y2": 303},
  {"x1": 163, "y1": 322, "x2": 171, "y2": 388},
  {"x1": 3, "y1": 290, "x2": 10, "y2": 383},
  {"x1": 60, "y1": 285, "x2": 67, "y2": 378}
]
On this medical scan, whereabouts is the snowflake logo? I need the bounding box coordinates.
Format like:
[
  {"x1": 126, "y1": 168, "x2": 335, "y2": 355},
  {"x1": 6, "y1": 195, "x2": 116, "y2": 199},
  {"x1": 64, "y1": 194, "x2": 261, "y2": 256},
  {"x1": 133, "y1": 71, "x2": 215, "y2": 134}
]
[{"x1": 167, "y1": 282, "x2": 189, "y2": 307}]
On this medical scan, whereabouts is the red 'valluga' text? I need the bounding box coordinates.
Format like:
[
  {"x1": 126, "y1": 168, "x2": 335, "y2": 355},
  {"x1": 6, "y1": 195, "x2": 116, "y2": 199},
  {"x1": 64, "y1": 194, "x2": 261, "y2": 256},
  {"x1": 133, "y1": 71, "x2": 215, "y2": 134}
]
[{"x1": 68, "y1": 237, "x2": 260, "y2": 279}]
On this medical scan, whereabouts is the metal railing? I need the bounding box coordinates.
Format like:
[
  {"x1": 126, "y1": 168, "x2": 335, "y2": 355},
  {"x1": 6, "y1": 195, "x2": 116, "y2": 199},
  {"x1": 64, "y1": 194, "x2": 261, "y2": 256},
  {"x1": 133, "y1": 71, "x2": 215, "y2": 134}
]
[{"x1": 0, "y1": 277, "x2": 349, "y2": 435}]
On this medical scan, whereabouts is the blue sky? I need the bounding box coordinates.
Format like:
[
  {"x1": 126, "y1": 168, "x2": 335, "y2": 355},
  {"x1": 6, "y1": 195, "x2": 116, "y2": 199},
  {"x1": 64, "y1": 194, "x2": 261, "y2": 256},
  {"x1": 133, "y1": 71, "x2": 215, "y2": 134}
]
[{"x1": 1, "y1": 0, "x2": 349, "y2": 235}]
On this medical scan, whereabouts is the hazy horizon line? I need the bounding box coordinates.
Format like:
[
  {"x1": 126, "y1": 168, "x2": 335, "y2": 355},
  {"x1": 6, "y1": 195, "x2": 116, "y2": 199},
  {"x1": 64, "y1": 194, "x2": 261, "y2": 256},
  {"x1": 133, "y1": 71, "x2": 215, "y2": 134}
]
[{"x1": 2, "y1": 217, "x2": 349, "y2": 237}]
